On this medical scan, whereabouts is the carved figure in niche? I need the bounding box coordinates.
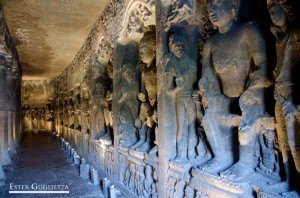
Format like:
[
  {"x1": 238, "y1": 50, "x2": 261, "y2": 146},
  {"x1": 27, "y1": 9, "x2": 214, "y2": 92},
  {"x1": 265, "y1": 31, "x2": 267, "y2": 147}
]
[
  {"x1": 193, "y1": 93, "x2": 210, "y2": 160},
  {"x1": 139, "y1": 29, "x2": 157, "y2": 107},
  {"x1": 129, "y1": 93, "x2": 154, "y2": 153},
  {"x1": 81, "y1": 88, "x2": 91, "y2": 134},
  {"x1": 130, "y1": 93, "x2": 148, "y2": 150},
  {"x1": 268, "y1": 0, "x2": 300, "y2": 179},
  {"x1": 63, "y1": 94, "x2": 70, "y2": 129},
  {"x1": 136, "y1": 113, "x2": 155, "y2": 152},
  {"x1": 90, "y1": 38, "x2": 113, "y2": 140},
  {"x1": 256, "y1": 129, "x2": 280, "y2": 181},
  {"x1": 90, "y1": 79, "x2": 107, "y2": 140},
  {"x1": 164, "y1": 32, "x2": 199, "y2": 163},
  {"x1": 148, "y1": 109, "x2": 158, "y2": 157},
  {"x1": 195, "y1": 0, "x2": 269, "y2": 181},
  {"x1": 95, "y1": 38, "x2": 114, "y2": 144},
  {"x1": 100, "y1": 90, "x2": 113, "y2": 145},
  {"x1": 68, "y1": 96, "x2": 75, "y2": 129},
  {"x1": 96, "y1": 39, "x2": 113, "y2": 81},
  {"x1": 118, "y1": 66, "x2": 139, "y2": 150},
  {"x1": 74, "y1": 88, "x2": 82, "y2": 131},
  {"x1": 144, "y1": 165, "x2": 155, "y2": 196}
]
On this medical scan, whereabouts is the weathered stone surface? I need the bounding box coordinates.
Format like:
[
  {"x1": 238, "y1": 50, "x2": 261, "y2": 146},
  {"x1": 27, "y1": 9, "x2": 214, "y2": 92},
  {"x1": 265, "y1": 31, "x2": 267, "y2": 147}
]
[{"x1": 4, "y1": 0, "x2": 298, "y2": 197}]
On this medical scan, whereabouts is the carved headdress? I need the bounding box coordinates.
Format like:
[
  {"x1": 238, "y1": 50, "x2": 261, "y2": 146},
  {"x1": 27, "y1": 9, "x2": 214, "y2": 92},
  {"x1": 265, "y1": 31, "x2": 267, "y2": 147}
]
[
  {"x1": 230, "y1": 0, "x2": 238, "y2": 10},
  {"x1": 139, "y1": 30, "x2": 156, "y2": 51},
  {"x1": 267, "y1": 0, "x2": 286, "y2": 8},
  {"x1": 206, "y1": 0, "x2": 238, "y2": 10},
  {"x1": 267, "y1": 0, "x2": 295, "y2": 22}
]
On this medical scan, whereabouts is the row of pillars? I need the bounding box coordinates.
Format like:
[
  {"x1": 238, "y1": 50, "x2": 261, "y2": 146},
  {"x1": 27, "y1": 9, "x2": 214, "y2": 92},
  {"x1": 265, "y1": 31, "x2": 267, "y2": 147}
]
[
  {"x1": 0, "y1": 55, "x2": 22, "y2": 187},
  {"x1": 0, "y1": 9, "x2": 23, "y2": 187}
]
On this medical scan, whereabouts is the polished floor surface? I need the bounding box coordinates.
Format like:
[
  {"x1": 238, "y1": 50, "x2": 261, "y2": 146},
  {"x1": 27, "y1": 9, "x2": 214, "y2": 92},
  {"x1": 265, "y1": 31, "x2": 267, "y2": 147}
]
[{"x1": 3, "y1": 134, "x2": 103, "y2": 198}]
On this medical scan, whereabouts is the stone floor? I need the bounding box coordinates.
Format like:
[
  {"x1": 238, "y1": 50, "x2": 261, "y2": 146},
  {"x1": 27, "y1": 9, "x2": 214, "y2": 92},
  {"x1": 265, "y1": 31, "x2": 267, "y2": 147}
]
[{"x1": 2, "y1": 134, "x2": 104, "y2": 198}]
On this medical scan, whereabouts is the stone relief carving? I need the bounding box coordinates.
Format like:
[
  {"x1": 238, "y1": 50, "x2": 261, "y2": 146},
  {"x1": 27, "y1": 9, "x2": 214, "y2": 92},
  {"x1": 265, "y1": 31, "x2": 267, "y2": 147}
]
[
  {"x1": 81, "y1": 86, "x2": 91, "y2": 135},
  {"x1": 90, "y1": 73, "x2": 107, "y2": 139},
  {"x1": 166, "y1": 0, "x2": 195, "y2": 29},
  {"x1": 191, "y1": 0, "x2": 271, "y2": 182},
  {"x1": 67, "y1": 91, "x2": 75, "y2": 129},
  {"x1": 129, "y1": 93, "x2": 151, "y2": 151},
  {"x1": 117, "y1": 61, "x2": 140, "y2": 151},
  {"x1": 267, "y1": 0, "x2": 300, "y2": 193},
  {"x1": 73, "y1": 85, "x2": 82, "y2": 131},
  {"x1": 0, "y1": 14, "x2": 22, "y2": 186},
  {"x1": 117, "y1": 0, "x2": 155, "y2": 41},
  {"x1": 128, "y1": 33, "x2": 157, "y2": 153},
  {"x1": 17, "y1": 0, "x2": 300, "y2": 197},
  {"x1": 269, "y1": 0, "x2": 300, "y2": 176},
  {"x1": 139, "y1": 29, "x2": 157, "y2": 107},
  {"x1": 164, "y1": 32, "x2": 203, "y2": 164},
  {"x1": 94, "y1": 37, "x2": 114, "y2": 145},
  {"x1": 256, "y1": 129, "x2": 280, "y2": 181}
]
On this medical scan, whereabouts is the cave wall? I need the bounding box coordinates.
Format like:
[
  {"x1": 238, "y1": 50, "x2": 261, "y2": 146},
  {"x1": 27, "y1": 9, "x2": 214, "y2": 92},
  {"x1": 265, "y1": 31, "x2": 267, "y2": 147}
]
[
  {"x1": 0, "y1": 6, "x2": 23, "y2": 187},
  {"x1": 21, "y1": 0, "x2": 300, "y2": 197},
  {"x1": 21, "y1": 79, "x2": 56, "y2": 133}
]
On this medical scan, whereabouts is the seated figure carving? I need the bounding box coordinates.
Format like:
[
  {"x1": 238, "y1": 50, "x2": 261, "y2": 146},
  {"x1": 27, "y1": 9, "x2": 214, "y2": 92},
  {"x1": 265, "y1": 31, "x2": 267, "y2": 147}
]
[{"x1": 193, "y1": 0, "x2": 271, "y2": 181}]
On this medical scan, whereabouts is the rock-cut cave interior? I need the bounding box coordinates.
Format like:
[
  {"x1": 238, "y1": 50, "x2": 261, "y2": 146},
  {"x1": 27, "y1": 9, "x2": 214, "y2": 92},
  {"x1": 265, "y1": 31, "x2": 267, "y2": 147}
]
[{"x1": 0, "y1": 0, "x2": 299, "y2": 197}]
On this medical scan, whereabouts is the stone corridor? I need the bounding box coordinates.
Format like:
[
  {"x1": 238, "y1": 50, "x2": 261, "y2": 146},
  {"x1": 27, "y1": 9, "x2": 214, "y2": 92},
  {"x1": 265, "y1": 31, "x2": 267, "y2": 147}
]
[
  {"x1": 3, "y1": 134, "x2": 104, "y2": 198},
  {"x1": 1, "y1": 0, "x2": 300, "y2": 197}
]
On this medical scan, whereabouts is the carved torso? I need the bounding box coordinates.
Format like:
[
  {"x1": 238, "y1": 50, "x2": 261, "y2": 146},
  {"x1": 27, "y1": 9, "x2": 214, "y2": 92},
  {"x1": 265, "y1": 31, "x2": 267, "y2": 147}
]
[
  {"x1": 142, "y1": 61, "x2": 157, "y2": 102},
  {"x1": 166, "y1": 55, "x2": 197, "y2": 94},
  {"x1": 207, "y1": 23, "x2": 263, "y2": 98},
  {"x1": 273, "y1": 27, "x2": 300, "y2": 100}
]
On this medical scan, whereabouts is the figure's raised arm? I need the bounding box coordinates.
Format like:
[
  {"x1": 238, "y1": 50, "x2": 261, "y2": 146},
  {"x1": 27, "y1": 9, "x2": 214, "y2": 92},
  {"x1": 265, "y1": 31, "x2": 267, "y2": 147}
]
[{"x1": 199, "y1": 40, "x2": 222, "y2": 96}]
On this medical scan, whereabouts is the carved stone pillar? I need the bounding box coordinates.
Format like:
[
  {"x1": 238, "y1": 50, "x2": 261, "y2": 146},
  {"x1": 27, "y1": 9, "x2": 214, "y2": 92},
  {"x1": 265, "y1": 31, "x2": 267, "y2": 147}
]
[
  {"x1": 0, "y1": 56, "x2": 12, "y2": 165},
  {"x1": 0, "y1": 58, "x2": 5, "y2": 183},
  {"x1": 156, "y1": 1, "x2": 176, "y2": 197},
  {"x1": 155, "y1": 1, "x2": 203, "y2": 197},
  {"x1": 12, "y1": 65, "x2": 21, "y2": 148},
  {"x1": 6, "y1": 61, "x2": 17, "y2": 155}
]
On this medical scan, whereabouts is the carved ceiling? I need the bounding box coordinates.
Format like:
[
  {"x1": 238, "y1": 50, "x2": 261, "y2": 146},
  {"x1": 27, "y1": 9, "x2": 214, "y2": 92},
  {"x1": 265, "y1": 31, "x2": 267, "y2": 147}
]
[{"x1": 0, "y1": 0, "x2": 109, "y2": 80}]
